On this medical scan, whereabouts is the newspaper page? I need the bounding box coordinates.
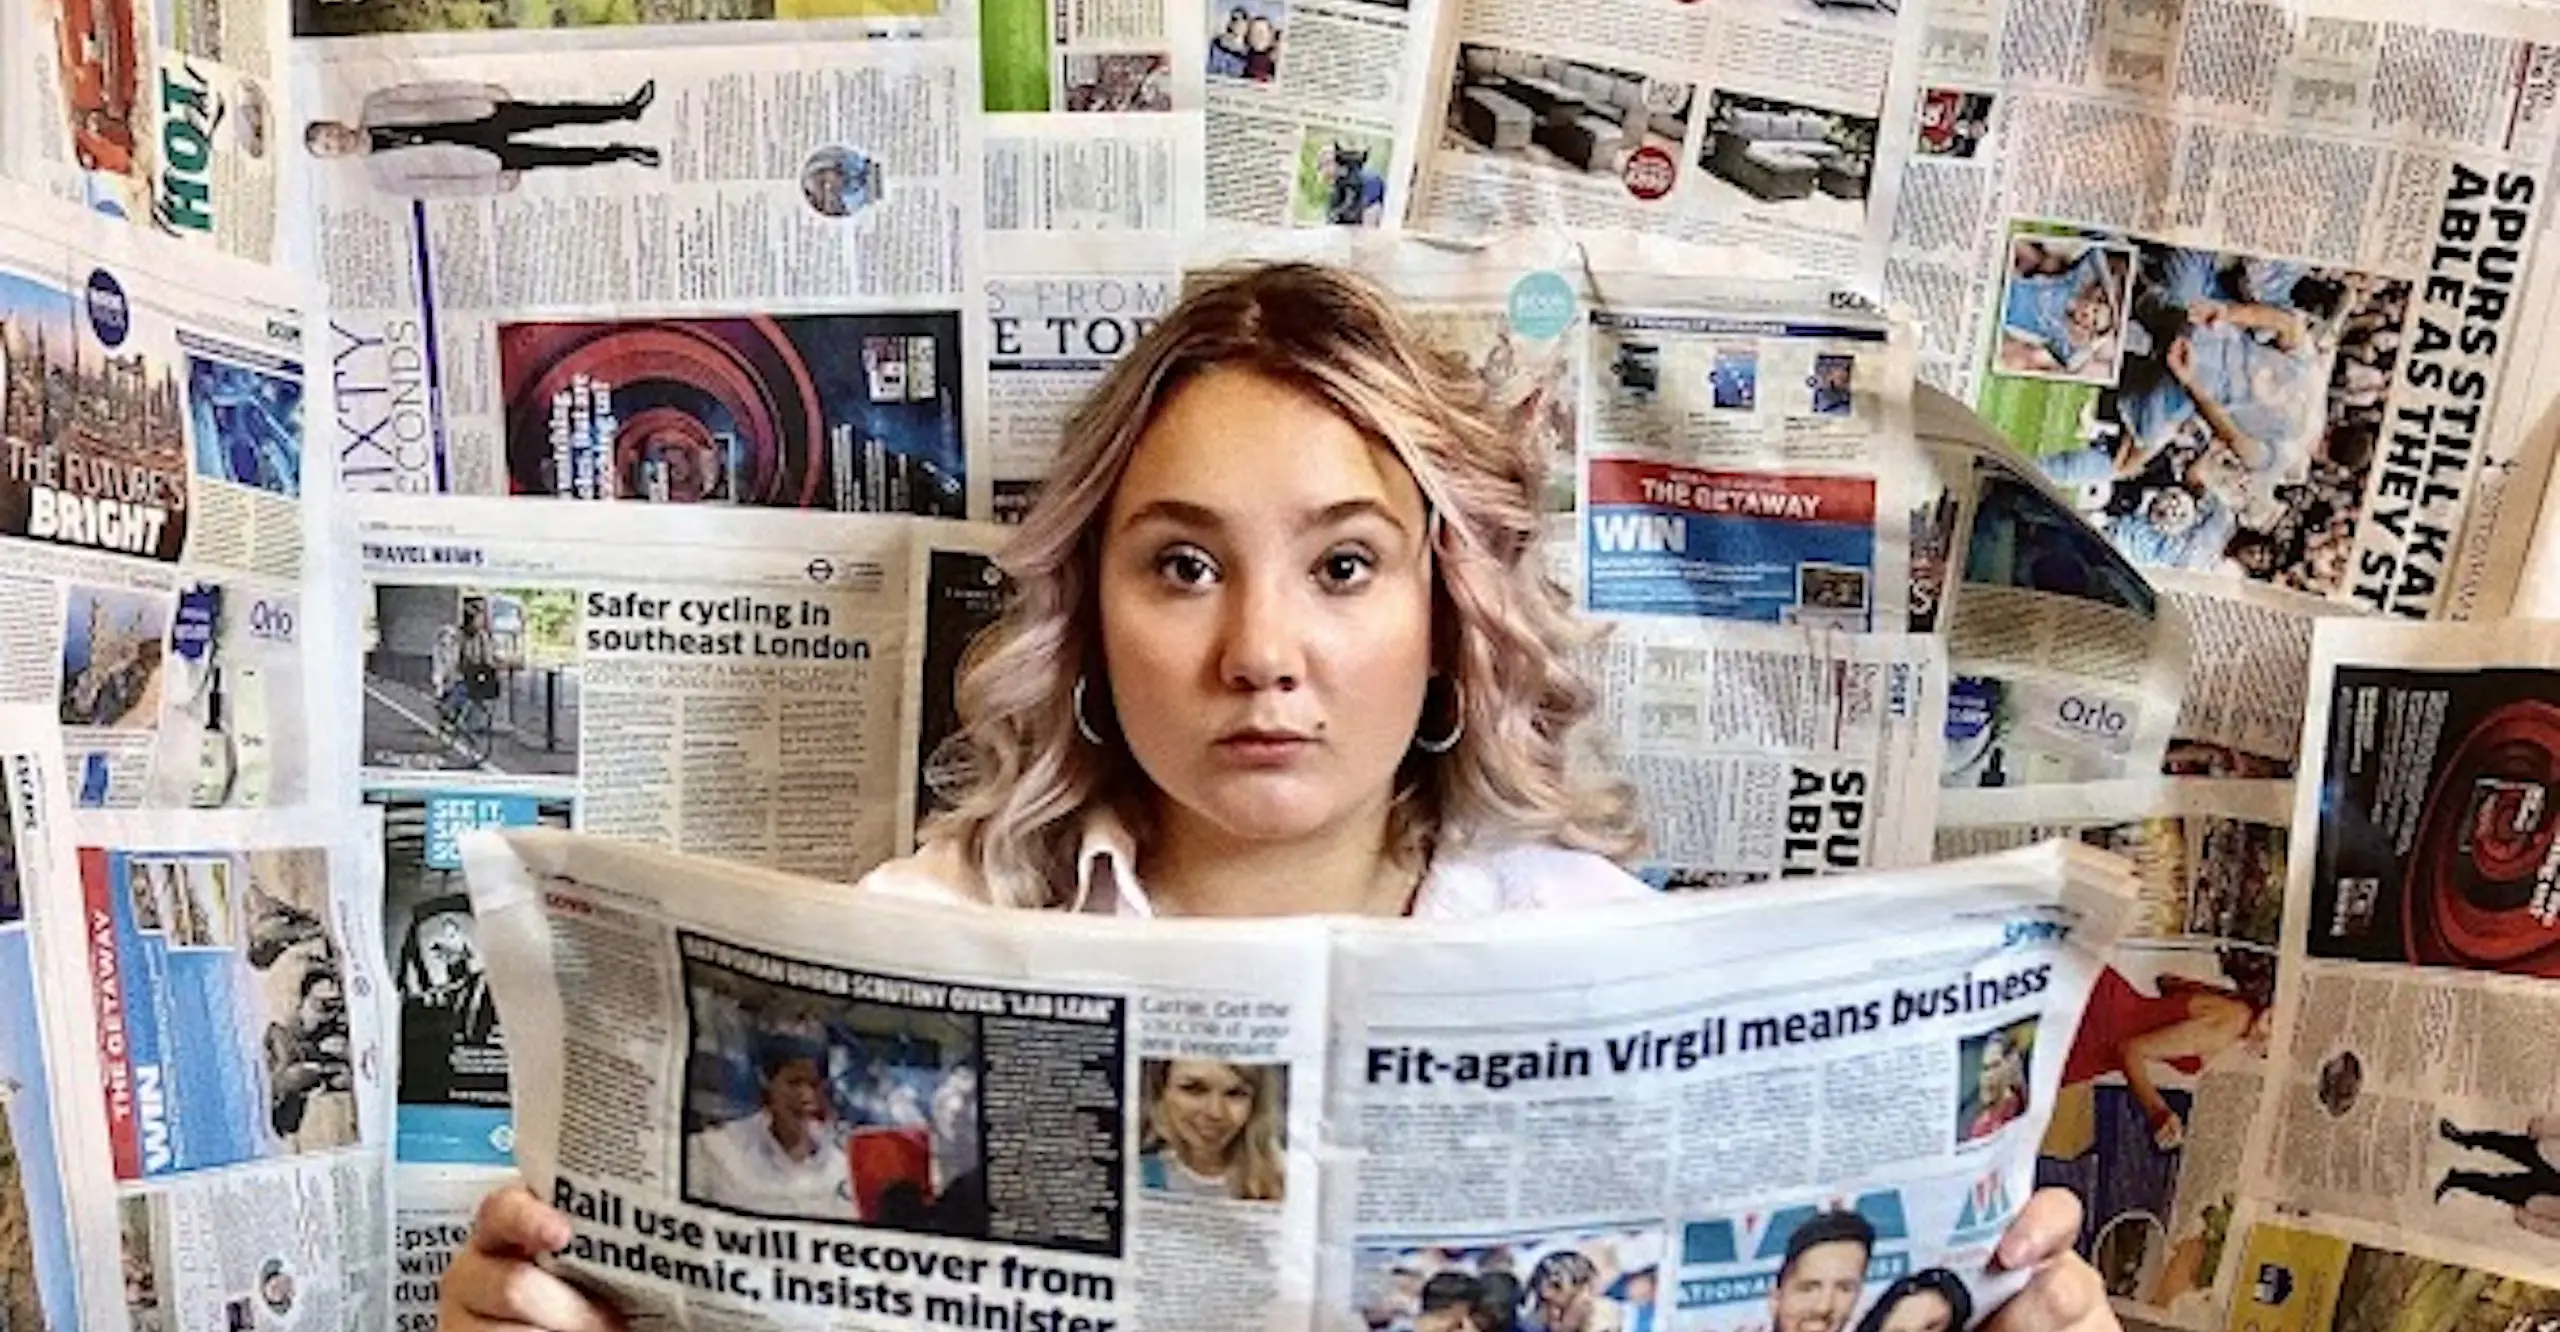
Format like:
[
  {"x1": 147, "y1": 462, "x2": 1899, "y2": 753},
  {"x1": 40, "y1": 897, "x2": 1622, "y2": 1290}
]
[
  {"x1": 984, "y1": 235, "x2": 1181, "y2": 519},
  {"x1": 1870, "y1": 0, "x2": 2560, "y2": 628},
  {"x1": 2, "y1": 772, "x2": 394, "y2": 1332},
  {"x1": 0, "y1": 184, "x2": 320, "y2": 813},
  {"x1": 1199, "y1": 0, "x2": 1445, "y2": 229},
  {"x1": 1578, "y1": 617, "x2": 1945, "y2": 889},
  {"x1": 2218, "y1": 1223, "x2": 2560, "y2": 1332},
  {"x1": 1913, "y1": 390, "x2": 2194, "y2": 811},
  {"x1": 1407, "y1": 0, "x2": 1925, "y2": 281},
  {"x1": 986, "y1": 114, "x2": 1208, "y2": 235},
  {"x1": 294, "y1": 40, "x2": 992, "y2": 519},
  {"x1": 0, "y1": 0, "x2": 285, "y2": 260},
  {"x1": 1935, "y1": 778, "x2": 2288, "y2": 1329},
  {"x1": 2217, "y1": 616, "x2": 2560, "y2": 1313},
  {"x1": 982, "y1": 0, "x2": 1205, "y2": 113},
  {"x1": 459, "y1": 826, "x2": 2140, "y2": 1332},
  {"x1": 0, "y1": 711, "x2": 111, "y2": 1332}
]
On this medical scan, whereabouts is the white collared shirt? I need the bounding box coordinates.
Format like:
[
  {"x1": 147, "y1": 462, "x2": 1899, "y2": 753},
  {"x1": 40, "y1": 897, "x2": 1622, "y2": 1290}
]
[{"x1": 855, "y1": 810, "x2": 1655, "y2": 918}]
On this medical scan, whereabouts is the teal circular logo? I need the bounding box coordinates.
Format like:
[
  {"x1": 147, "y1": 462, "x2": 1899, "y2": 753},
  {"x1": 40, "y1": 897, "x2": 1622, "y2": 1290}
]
[{"x1": 1507, "y1": 271, "x2": 1576, "y2": 340}]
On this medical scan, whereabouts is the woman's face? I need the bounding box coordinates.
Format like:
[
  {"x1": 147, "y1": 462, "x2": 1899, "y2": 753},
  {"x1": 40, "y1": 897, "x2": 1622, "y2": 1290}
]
[
  {"x1": 1158, "y1": 1059, "x2": 1255, "y2": 1165},
  {"x1": 1876, "y1": 1291, "x2": 1957, "y2": 1332},
  {"x1": 1098, "y1": 365, "x2": 1436, "y2": 857}
]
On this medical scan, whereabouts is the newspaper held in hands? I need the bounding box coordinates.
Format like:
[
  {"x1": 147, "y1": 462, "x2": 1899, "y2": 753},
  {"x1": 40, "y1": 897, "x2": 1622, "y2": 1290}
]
[{"x1": 461, "y1": 825, "x2": 2139, "y2": 1332}]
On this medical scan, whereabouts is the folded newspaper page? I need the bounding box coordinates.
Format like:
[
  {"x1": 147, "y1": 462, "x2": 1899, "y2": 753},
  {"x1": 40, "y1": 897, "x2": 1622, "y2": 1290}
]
[
  {"x1": 1937, "y1": 778, "x2": 2288, "y2": 1329},
  {"x1": 1407, "y1": 0, "x2": 1925, "y2": 281},
  {"x1": 2210, "y1": 616, "x2": 2560, "y2": 1322},
  {"x1": 1913, "y1": 396, "x2": 2193, "y2": 813},
  {"x1": 459, "y1": 824, "x2": 2140, "y2": 1332},
  {"x1": 0, "y1": 706, "x2": 394, "y2": 1332},
  {"x1": 0, "y1": 184, "x2": 321, "y2": 812},
  {"x1": 1199, "y1": 0, "x2": 1446, "y2": 228},
  {"x1": 1869, "y1": 0, "x2": 2560, "y2": 794},
  {"x1": 294, "y1": 39, "x2": 992, "y2": 518},
  {"x1": 986, "y1": 116, "x2": 1208, "y2": 236},
  {"x1": 1, "y1": 0, "x2": 285, "y2": 260}
]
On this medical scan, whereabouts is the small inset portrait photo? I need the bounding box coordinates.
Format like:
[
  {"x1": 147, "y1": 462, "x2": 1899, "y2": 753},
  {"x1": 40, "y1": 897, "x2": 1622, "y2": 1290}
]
[
  {"x1": 1995, "y1": 234, "x2": 2133, "y2": 385},
  {"x1": 1136, "y1": 1057, "x2": 1288, "y2": 1203},
  {"x1": 1206, "y1": 0, "x2": 1284, "y2": 82},
  {"x1": 1797, "y1": 562, "x2": 1869, "y2": 613},
  {"x1": 1807, "y1": 352, "x2": 1855, "y2": 415},
  {"x1": 800, "y1": 145, "x2": 884, "y2": 219},
  {"x1": 1708, "y1": 347, "x2": 1757, "y2": 410},
  {"x1": 1956, "y1": 1017, "x2": 2038, "y2": 1144},
  {"x1": 2316, "y1": 1049, "x2": 2362, "y2": 1117}
]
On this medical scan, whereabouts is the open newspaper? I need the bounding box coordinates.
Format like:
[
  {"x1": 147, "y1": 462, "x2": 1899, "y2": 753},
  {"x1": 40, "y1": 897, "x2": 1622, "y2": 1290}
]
[
  {"x1": 461, "y1": 825, "x2": 2140, "y2": 1332},
  {"x1": 1870, "y1": 0, "x2": 2560, "y2": 788},
  {"x1": 0, "y1": 183, "x2": 321, "y2": 812},
  {"x1": 0, "y1": 705, "x2": 392, "y2": 1332},
  {"x1": 2201, "y1": 616, "x2": 2560, "y2": 1331}
]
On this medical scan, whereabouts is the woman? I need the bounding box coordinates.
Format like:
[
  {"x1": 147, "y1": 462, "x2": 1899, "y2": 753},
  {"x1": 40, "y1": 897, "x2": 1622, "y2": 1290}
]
[
  {"x1": 2044, "y1": 948, "x2": 2276, "y2": 1157},
  {"x1": 1137, "y1": 1058, "x2": 1285, "y2": 1201},
  {"x1": 1854, "y1": 1269, "x2": 1974, "y2": 1332},
  {"x1": 439, "y1": 261, "x2": 2118, "y2": 1332}
]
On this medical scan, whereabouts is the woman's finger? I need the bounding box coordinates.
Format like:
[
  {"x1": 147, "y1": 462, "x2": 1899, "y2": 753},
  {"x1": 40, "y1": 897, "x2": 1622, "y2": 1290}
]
[
  {"x1": 440, "y1": 1250, "x2": 619, "y2": 1332},
  {"x1": 472, "y1": 1184, "x2": 573, "y2": 1257},
  {"x1": 1995, "y1": 1188, "x2": 2085, "y2": 1271},
  {"x1": 1985, "y1": 1254, "x2": 2114, "y2": 1332}
]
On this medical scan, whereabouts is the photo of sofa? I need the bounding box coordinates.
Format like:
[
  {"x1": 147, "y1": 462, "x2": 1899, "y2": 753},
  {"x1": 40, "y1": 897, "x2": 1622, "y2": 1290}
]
[
  {"x1": 1697, "y1": 95, "x2": 1875, "y2": 204},
  {"x1": 1445, "y1": 45, "x2": 1694, "y2": 178}
]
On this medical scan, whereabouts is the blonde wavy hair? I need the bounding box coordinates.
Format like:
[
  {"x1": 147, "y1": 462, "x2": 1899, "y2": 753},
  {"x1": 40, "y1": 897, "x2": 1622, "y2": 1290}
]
[
  {"x1": 924, "y1": 260, "x2": 1642, "y2": 908},
  {"x1": 1140, "y1": 1058, "x2": 1286, "y2": 1202}
]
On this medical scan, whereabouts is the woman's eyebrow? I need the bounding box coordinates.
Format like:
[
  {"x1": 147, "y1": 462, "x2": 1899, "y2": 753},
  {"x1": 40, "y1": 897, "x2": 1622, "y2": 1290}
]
[{"x1": 1300, "y1": 498, "x2": 1408, "y2": 535}]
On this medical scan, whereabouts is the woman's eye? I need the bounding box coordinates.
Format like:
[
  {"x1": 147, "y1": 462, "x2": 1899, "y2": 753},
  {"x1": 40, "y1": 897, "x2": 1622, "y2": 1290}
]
[
  {"x1": 1316, "y1": 549, "x2": 1376, "y2": 589},
  {"x1": 1157, "y1": 548, "x2": 1217, "y2": 586}
]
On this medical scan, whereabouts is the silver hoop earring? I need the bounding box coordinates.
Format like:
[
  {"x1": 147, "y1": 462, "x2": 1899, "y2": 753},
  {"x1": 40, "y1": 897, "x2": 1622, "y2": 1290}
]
[
  {"x1": 1415, "y1": 678, "x2": 1463, "y2": 754},
  {"x1": 1073, "y1": 675, "x2": 1108, "y2": 747}
]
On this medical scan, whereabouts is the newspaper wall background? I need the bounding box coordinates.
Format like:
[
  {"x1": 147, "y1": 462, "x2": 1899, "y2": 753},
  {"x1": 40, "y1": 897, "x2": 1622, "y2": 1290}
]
[
  {"x1": 1, "y1": 0, "x2": 286, "y2": 260},
  {"x1": 293, "y1": 40, "x2": 993, "y2": 517},
  {"x1": 982, "y1": 0, "x2": 1205, "y2": 115},
  {"x1": 0, "y1": 184, "x2": 320, "y2": 814},
  {"x1": 1199, "y1": 0, "x2": 1445, "y2": 229},
  {"x1": 458, "y1": 825, "x2": 2140, "y2": 1332},
  {"x1": 2204, "y1": 617, "x2": 2560, "y2": 1326},
  {"x1": 1409, "y1": 0, "x2": 1925, "y2": 282},
  {"x1": 1936, "y1": 778, "x2": 2288, "y2": 1329},
  {"x1": 0, "y1": 706, "x2": 394, "y2": 1332},
  {"x1": 1870, "y1": 0, "x2": 2560, "y2": 798}
]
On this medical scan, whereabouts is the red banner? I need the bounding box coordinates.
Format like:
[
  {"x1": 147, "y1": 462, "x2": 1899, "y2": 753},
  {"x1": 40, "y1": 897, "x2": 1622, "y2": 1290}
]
[{"x1": 1587, "y1": 461, "x2": 1875, "y2": 526}]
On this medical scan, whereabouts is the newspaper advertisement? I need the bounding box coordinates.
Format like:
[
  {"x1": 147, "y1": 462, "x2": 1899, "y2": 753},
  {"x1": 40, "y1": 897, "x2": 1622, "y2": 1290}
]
[
  {"x1": 1935, "y1": 778, "x2": 2287, "y2": 1329},
  {"x1": 0, "y1": 712, "x2": 104, "y2": 1332},
  {"x1": 0, "y1": 759, "x2": 394, "y2": 1332},
  {"x1": 1871, "y1": 0, "x2": 2560, "y2": 633},
  {"x1": 1199, "y1": 0, "x2": 1444, "y2": 229},
  {"x1": 0, "y1": 0, "x2": 285, "y2": 260},
  {"x1": 0, "y1": 185, "x2": 318, "y2": 812},
  {"x1": 1407, "y1": 0, "x2": 1924, "y2": 280},
  {"x1": 1575, "y1": 266, "x2": 1921, "y2": 630},
  {"x1": 2222, "y1": 616, "x2": 2560, "y2": 1307},
  {"x1": 1912, "y1": 391, "x2": 2193, "y2": 810},
  {"x1": 1578, "y1": 617, "x2": 1945, "y2": 889},
  {"x1": 987, "y1": 114, "x2": 1208, "y2": 235},
  {"x1": 2219, "y1": 1222, "x2": 2560, "y2": 1332},
  {"x1": 983, "y1": 0, "x2": 1205, "y2": 114},
  {"x1": 459, "y1": 822, "x2": 2140, "y2": 1332},
  {"x1": 294, "y1": 41, "x2": 992, "y2": 518}
]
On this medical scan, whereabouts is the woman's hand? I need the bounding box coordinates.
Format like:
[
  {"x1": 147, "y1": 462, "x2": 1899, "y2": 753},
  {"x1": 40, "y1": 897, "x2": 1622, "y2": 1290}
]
[
  {"x1": 439, "y1": 1185, "x2": 623, "y2": 1332},
  {"x1": 1986, "y1": 1188, "x2": 2119, "y2": 1332}
]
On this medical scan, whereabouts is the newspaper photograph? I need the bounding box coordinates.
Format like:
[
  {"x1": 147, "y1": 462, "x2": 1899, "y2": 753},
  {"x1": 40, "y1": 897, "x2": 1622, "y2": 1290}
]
[
  {"x1": 459, "y1": 821, "x2": 2139, "y2": 1332},
  {"x1": 986, "y1": 115, "x2": 1208, "y2": 235},
  {"x1": 2236, "y1": 616, "x2": 2560, "y2": 1302},
  {"x1": 1577, "y1": 617, "x2": 1944, "y2": 889},
  {"x1": 2220, "y1": 1222, "x2": 2560, "y2": 1332},
  {"x1": 296, "y1": 41, "x2": 991, "y2": 518},
  {"x1": 1871, "y1": 0, "x2": 2560, "y2": 629},
  {"x1": 1934, "y1": 778, "x2": 2289, "y2": 1328},
  {"x1": 983, "y1": 0, "x2": 1205, "y2": 114},
  {"x1": 899, "y1": 526, "x2": 1011, "y2": 847},
  {"x1": 24, "y1": 801, "x2": 394, "y2": 1332},
  {"x1": 1407, "y1": 0, "x2": 1923, "y2": 280},
  {"x1": 0, "y1": 0, "x2": 286, "y2": 260},
  {"x1": 1200, "y1": 0, "x2": 1444, "y2": 229},
  {"x1": 0, "y1": 186, "x2": 318, "y2": 812},
  {"x1": 291, "y1": 0, "x2": 943, "y2": 38}
]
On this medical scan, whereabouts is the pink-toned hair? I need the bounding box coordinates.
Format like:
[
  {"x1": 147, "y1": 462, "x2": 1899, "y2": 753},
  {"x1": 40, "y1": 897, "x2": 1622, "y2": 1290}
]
[{"x1": 923, "y1": 261, "x2": 1642, "y2": 908}]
